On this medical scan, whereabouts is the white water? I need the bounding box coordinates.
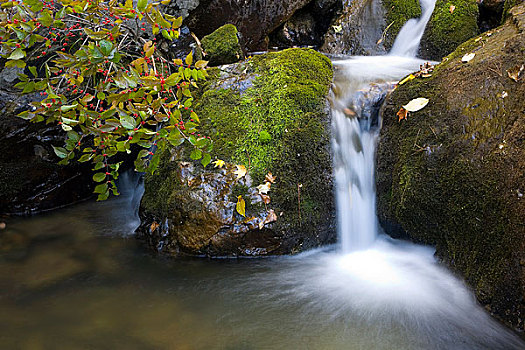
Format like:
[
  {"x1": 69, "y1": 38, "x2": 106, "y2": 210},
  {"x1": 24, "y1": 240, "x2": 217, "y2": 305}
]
[{"x1": 324, "y1": 1, "x2": 524, "y2": 347}]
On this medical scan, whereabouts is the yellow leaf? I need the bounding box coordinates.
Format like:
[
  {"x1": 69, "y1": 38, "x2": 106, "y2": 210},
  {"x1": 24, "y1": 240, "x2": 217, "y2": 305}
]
[
  {"x1": 145, "y1": 45, "x2": 155, "y2": 58},
  {"x1": 398, "y1": 74, "x2": 415, "y2": 86},
  {"x1": 403, "y1": 98, "x2": 429, "y2": 112},
  {"x1": 449, "y1": 5, "x2": 455, "y2": 14},
  {"x1": 234, "y1": 165, "x2": 247, "y2": 179},
  {"x1": 213, "y1": 159, "x2": 225, "y2": 168},
  {"x1": 143, "y1": 41, "x2": 153, "y2": 53},
  {"x1": 185, "y1": 51, "x2": 193, "y2": 66},
  {"x1": 236, "y1": 195, "x2": 246, "y2": 217}
]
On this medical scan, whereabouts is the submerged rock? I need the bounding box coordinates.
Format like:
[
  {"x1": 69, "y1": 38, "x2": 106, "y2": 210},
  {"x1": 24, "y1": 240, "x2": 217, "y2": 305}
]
[
  {"x1": 377, "y1": 3, "x2": 525, "y2": 330},
  {"x1": 138, "y1": 48, "x2": 335, "y2": 257}
]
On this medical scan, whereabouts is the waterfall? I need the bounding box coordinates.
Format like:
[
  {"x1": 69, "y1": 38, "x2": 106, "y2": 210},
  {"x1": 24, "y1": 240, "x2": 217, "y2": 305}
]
[{"x1": 332, "y1": 0, "x2": 436, "y2": 253}]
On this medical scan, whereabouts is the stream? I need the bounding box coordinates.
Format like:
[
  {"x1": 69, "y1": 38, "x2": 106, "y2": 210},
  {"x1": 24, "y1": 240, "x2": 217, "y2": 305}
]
[{"x1": 2, "y1": 0, "x2": 525, "y2": 349}]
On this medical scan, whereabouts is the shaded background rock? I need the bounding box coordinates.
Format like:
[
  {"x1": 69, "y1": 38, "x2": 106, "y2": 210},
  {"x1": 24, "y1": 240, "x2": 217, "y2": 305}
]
[
  {"x1": 138, "y1": 48, "x2": 335, "y2": 257},
  {"x1": 268, "y1": 0, "x2": 343, "y2": 49},
  {"x1": 165, "y1": 0, "x2": 313, "y2": 51},
  {"x1": 0, "y1": 66, "x2": 94, "y2": 215},
  {"x1": 376, "y1": 3, "x2": 525, "y2": 330},
  {"x1": 321, "y1": 0, "x2": 422, "y2": 56}
]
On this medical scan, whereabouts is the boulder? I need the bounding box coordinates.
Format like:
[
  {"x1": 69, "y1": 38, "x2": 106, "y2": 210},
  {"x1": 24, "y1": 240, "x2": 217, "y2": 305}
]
[
  {"x1": 138, "y1": 48, "x2": 336, "y2": 257},
  {"x1": 377, "y1": 4, "x2": 525, "y2": 330},
  {"x1": 0, "y1": 66, "x2": 94, "y2": 215},
  {"x1": 268, "y1": 0, "x2": 343, "y2": 49},
  {"x1": 321, "y1": 0, "x2": 421, "y2": 56},
  {"x1": 166, "y1": 0, "x2": 312, "y2": 51},
  {"x1": 419, "y1": 0, "x2": 479, "y2": 60},
  {"x1": 201, "y1": 24, "x2": 243, "y2": 66}
]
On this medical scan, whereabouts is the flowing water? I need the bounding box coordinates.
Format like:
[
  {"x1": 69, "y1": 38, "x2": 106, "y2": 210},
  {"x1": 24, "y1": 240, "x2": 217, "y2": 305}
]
[{"x1": 1, "y1": 0, "x2": 525, "y2": 349}]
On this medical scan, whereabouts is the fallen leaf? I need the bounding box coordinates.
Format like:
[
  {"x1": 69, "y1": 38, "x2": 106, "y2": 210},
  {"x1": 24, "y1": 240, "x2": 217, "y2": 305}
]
[
  {"x1": 333, "y1": 25, "x2": 342, "y2": 33},
  {"x1": 449, "y1": 5, "x2": 455, "y2": 13},
  {"x1": 343, "y1": 108, "x2": 356, "y2": 116},
  {"x1": 462, "y1": 53, "x2": 475, "y2": 63},
  {"x1": 260, "y1": 193, "x2": 271, "y2": 204},
  {"x1": 265, "y1": 172, "x2": 276, "y2": 184},
  {"x1": 398, "y1": 74, "x2": 415, "y2": 86},
  {"x1": 501, "y1": 91, "x2": 508, "y2": 99},
  {"x1": 213, "y1": 159, "x2": 225, "y2": 168},
  {"x1": 507, "y1": 64, "x2": 524, "y2": 82},
  {"x1": 234, "y1": 164, "x2": 247, "y2": 179},
  {"x1": 259, "y1": 209, "x2": 277, "y2": 229},
  {"x1": 236, "y1": 195, "x2": 246, "y2": 217},
  {"x1": 397, "y1": 107, "x2": 409, "y2": 122},
  {"x1": 403, "y1": 97, "x2": 429, "y2": 112},
  {"x1": 150, "y1": 221, "x2": 159, "y2": 233},
  {"x1": 257, "y1": 182, "x2": 271, "y2": 194}
]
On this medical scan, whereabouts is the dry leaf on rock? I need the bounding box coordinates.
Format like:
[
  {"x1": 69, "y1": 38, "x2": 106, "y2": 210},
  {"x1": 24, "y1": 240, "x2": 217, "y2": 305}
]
[
  {"x1": 260, "y1": 194, "x2": 271, "y2": 204},
  {"x1": 259, "y1": 209, "x2": 278, "y2": 229},
  {"x1": 462, "y1": 53, "x2": 475, "y2": 63},
  {"x1": 257, "y1": 182, "x2": 271, "y2": 194},
  {"x1": 507, "y1": 64, "x2": 524, "y2": 82},
  {"x1": 397, "y1": 107, "x2": 409, "y2": 122},
  {"x1": 234, "y1": 165, "x2": 247, "y2": 179},
  {"x1": 150, "y1": 221, "x2": 159, "y2": 233},
  {"x1": 403, "y1": 98, "x2": 429, "y2": 112},
  {"x1": 265, "y1": 172, "x2": 276, "y2": 184}
]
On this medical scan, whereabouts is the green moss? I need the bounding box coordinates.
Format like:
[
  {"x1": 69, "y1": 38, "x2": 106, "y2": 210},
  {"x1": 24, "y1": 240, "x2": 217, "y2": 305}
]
[
  {"x1": 420, "y1": 0, "x2": 479, "y2": 59},
  {"x1": 201, "y1": 24, "x2": 243, "y2": 66},
  {"x1": 382, "y1": 0, "x2": 422, "y2": 48},
  {"x1": 502, "y1": 0, "x2": 522, "y2": 23},
  {"x1": 197, "y1": 48, "x2": 333, "y2": 184}
]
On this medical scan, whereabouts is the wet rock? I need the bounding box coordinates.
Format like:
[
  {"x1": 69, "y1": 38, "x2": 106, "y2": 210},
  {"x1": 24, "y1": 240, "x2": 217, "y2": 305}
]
[
  {"x1": 321, "y1": 0, "x2": 421, "y2": 56},
  {"x1": 201, "y1": 24, "x2": 243, "y2": 66},
  {"x1": 138, "y1": 48, "x2": 335, "y2": 257},
  {"x1": 269, "y1": 0, "x2": 343, "y2": 49},
  {"x1": 0, "y1": 66, "x2": 94, "y2": 215},
  {"x1": 419, "y1": 0, "x2": 480, "y2": 60},
  {"x1": 377, "y1": 3, "x2": 525, "y2": 331}
]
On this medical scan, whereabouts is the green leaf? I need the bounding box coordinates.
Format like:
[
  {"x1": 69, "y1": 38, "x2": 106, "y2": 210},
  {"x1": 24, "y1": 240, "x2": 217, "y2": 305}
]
[
  {"x1": 190, "y1": 148, "x2": 202, "y2": 160},
  {"x1": 52, "y1": 145, "x2": 68, "y2": 159},
  {"x1": 201, "y1": 153, "x2": 211, "y2": 167},
  {"x1": 8, "y1": 48, "x2": 25, "y2": 60},
  {"x1": 137, "y1": 0, "x2": 147, "y2": 12},
  {"x1": 93, "y1": 172, "x2": 106, "y2": 182},
  {"x1": 60, "y1": 104, "x2": 78, "y2": 112},
  {"x1": 97, "y1": 92, "x2": 106, "y2": 100},
  {"x1": 94, "y1": 183, "x2": 108, "y2": 194},
  {"x1": 28, "y1": 66, "x2": 38, "y2": 77},
  {"x1": 94, "y1": 162, "x2": 105, "y2": 170},
  {"x1": 99, "y1": 40, "x2": 112, "y2": 56},
  {"x1": 120, "y1": 114, "x2": 136, "y2": 129},
  {"x1": 38, "y1": 10, "x2": 53, "y2": 27}
]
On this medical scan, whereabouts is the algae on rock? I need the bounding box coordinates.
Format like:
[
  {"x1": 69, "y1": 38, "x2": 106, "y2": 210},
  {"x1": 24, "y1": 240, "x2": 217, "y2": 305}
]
[
  {"x1": 139, "y1": 48, "x2": 335, "y2": 257},
  {"x1": 377, "y1": 3, "x2": 525, "y2": 330}
]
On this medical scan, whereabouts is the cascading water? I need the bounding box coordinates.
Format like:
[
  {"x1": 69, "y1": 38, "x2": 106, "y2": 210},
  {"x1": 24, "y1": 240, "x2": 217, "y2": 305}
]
[{"x1": 333, "y1": 0, "x2": 436, "y2": 253}]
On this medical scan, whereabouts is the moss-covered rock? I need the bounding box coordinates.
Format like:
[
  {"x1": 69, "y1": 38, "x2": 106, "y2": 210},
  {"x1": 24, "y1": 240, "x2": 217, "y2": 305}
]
[
  {"x1": 139, "y1": 48, "x2": 335, "y2": 257},
  {"x1": 382, "y1": 0, "x2": 422, "y2": 49},
  {"x1": 201, "y1": 24, "x2": 243, "y2": 66},
  {"x1": 502, "y1": 0, "x2": 523, "y2": 22},
  {"x1": 419, "y1": 0, "x2": 479, "y2": 60},
  {"x1": 377, "y1": 3, "x2": 525, "y2": 330}
]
